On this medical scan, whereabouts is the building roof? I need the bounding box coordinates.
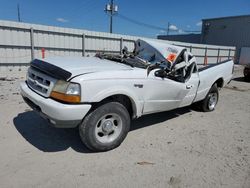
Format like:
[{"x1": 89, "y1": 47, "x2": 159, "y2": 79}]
[
  {"x1": 157, "y1": 34, "x2": 201, "y2": 37},
  {"x1": 202, "y1": 14, "x2": 250, "y2": 21}
]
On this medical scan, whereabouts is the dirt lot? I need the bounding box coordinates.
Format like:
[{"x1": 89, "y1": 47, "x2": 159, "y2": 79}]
[{"x1": 0, "y1": 66, "x2": 249, "y2": 188}]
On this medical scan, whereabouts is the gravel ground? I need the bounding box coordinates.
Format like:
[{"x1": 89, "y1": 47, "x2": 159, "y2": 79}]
[{"x1": 0, "y1": 66, "x2": 249, "y2": 188}]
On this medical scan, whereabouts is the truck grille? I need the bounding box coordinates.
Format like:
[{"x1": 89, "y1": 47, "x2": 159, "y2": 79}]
[{"x1": 27, "y1": 67, "x2": 57, "y2": 97}]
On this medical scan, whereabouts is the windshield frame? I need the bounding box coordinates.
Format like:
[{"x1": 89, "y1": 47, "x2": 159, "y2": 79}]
[{"x1": 134, "y1": 40, "x2": 171, "y2": 69}]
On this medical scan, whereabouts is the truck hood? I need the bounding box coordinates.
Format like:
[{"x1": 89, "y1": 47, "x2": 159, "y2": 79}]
[{"x1": 35, "y1": 56, "x2": 133, "y2": 79}]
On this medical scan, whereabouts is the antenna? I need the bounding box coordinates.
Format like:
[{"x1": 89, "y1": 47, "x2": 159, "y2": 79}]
[
  {"x1": 17, "y1": 3, "x2": 21, "y2": 22},
  {"x1": 167, "y1": 22, "x2": 170, "y2": 35}
]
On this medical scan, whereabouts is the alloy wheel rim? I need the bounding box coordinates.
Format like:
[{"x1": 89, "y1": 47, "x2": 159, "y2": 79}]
[
  {"x1": 94, "y1": 113, "x2": 122, "y2": 144},
  {"x1": 208, "y1": 93, "x2": 218, "y2": 110}
]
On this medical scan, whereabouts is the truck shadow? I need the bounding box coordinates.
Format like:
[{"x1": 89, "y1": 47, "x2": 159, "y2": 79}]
[
  {"x1": 13, "y1": 107, "x2": 191, "y2": 153},
  {"x1": 13, "y1": 111, "x2": 91, "y2": 153},
  {"x1": 233, "y1": 77, "x2": 250, "y2": 83},
  {"x1": 131, "y1": 107, "x2": 191, "y2": 131}
]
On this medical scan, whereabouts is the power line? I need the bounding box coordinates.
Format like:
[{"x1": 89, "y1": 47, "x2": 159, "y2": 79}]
[
  {"x1": 117, "y1": 13, "x2": 167, "y2": 31},
  {"x1": 64, "y1": 0, "x2": 95, "y2": 19},
  {"x1": 117, "y1": 13, "x2": 200, "y2": 34},
  {"x1": 62, "y1": 0, "x2": 101, "y2": 26},
  {"x1": 65, "y1": 0, "x2": 93, "y2": 17}
]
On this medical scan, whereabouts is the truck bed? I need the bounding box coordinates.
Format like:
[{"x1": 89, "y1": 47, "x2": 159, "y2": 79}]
[
  {"x1": 194, "y1": 59, "x2": 234, "y2": 102},
  {"x1": 198, "y1": 60, "x2": 232, "y2": 72}
]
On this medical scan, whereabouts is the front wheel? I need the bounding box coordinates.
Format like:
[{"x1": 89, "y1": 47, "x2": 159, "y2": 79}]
[
  {"x1": 79, "y1": 102, "x2": 131, "y2": 152},
  {"x1": 200, "y1": 84, "x2": 219, "y2": 112}
]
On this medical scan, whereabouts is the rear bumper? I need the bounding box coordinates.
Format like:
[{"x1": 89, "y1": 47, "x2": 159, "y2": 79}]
[{"x1": 20, "y1": 81, "x2": 91, "y2": 128}]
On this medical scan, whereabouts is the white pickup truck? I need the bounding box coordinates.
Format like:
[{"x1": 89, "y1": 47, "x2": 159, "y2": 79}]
[{"x1": 20, "y1": 39, "x2": 234, "y2": 151}]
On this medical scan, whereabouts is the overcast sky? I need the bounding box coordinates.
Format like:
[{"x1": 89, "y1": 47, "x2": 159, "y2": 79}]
[{"x1": 0, "y1": 0, "x2": 249, "y2": 37}]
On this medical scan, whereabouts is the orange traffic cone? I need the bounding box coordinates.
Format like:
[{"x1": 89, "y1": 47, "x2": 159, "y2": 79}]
[
  {"x1": 42, "y1": 48, "x2": 45, "y2": 59},
  {"x1": 204, "y1": 56, "x2": 208, "y2": 65}
]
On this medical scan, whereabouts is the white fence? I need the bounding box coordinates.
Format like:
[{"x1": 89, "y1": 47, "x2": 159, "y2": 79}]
[{"x1": 0, "y1": 20, "x2": 236, "y2": 70}]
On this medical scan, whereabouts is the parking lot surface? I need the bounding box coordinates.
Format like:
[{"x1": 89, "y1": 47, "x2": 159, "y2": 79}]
[{"x1": 0, "y1": 66, "x2": 249, "y2": 188}]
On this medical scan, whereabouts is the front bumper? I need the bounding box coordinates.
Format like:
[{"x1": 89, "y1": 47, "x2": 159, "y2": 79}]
[{"x1": 20, "y1": 81, "x2": 91, "y2": 128}]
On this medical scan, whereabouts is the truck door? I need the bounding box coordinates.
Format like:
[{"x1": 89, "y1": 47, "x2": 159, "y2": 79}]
[
  {"x1": 142, "y1": 71, "x2": 190, "y2": 115},
  {"x1": 179, "y1": 71, "x2": 200, "y2": 107},
  {"x1": 142, "y1": 52, "x2": 199, "y2": 115}
]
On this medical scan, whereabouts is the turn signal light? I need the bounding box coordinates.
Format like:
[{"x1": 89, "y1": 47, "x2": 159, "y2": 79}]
[{"x1": 50, "y1": 91, "x2": 81, "y2": 103}]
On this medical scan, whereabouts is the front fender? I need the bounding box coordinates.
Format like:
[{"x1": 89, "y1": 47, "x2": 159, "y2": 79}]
[{"x1": 90, "y1": 86, "x2": 143, "y2": 118}]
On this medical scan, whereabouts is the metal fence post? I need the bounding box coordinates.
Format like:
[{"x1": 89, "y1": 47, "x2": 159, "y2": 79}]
[
  {"x1": 204, "y1": 47, "x2": 208, "y2": 65},
  {"x1": 120, "y1": 37, "x2": 123, "y2": 55},
  {"x1": 82, "y1": 33, "x2": 86, "y2": 57},
  {"x1": 30, "y1": 27, "x2": 35, "y2": 61},
  {"x1": 217, "y1": 48, "x2": 220, "y2": 63},
  {"x1": 228, "y1": 49, "x2": 231, "y2": 59}
]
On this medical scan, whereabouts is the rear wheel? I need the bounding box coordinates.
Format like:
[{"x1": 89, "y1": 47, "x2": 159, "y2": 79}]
[
  {"x1": 244, "y1": 67, "x2": 250, "y2": 81},
  {"x1": 199, "y1": 84, "x2": 219, "y2": 112},
  {"x1": 79, "y1": 102, "x2": 130, "y2": 152}
]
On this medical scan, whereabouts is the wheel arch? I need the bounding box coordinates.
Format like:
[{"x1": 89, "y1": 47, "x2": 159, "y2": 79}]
[
  {"x1": 91, "y1": 94, "x2": 139, "y2": 119},
  {"x1": 213, "y1": 77, "x2": 224, "y2": 88}
]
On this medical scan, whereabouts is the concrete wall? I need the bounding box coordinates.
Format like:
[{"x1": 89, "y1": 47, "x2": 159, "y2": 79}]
[{"x1": 0, "y1": 20, "x2": 236, "y2": 72}]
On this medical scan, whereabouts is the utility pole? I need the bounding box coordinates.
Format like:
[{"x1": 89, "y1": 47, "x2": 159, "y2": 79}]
[
  {"x1": 105, "y1": 0, "x2": 118, "y2": 33},
  {"x1": 110, "y1": 0, "x2": 113, "y2": 33},
  {"x1": 17, "y1": 3, "x2": 21, "y2": 22}
]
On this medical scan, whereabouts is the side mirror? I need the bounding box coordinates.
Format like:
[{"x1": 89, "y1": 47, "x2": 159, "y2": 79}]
[
  {"x1": 154, "y1": 69, "x2": 166, "y2": 78},
  {"x1": 122, "y1": 46, "x2": 128, "y2": 55}
]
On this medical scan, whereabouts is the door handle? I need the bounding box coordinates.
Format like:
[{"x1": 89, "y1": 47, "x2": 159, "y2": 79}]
[{"x1": 186, "y1": 85, "x2": 193, "y2": 89}]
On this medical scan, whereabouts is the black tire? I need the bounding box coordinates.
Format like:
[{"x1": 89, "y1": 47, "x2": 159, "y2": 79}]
[
  {"x1": 199, "y1": 84, "x2": 219, "y2": 112},
  {"x1": 244, "y1": 67, "x2": 250, "y2": 81},
  {"x1": 79, "y1": 102, "x2": 131, "y2": 152}
]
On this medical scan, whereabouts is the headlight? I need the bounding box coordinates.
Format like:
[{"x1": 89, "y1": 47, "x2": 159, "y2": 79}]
[
  {"x1": 50, "y1": 80, "x2": 81, "y2": 103},
  {"x1": 66, "y1": 83, "x2": 81, "y2": 95}
]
